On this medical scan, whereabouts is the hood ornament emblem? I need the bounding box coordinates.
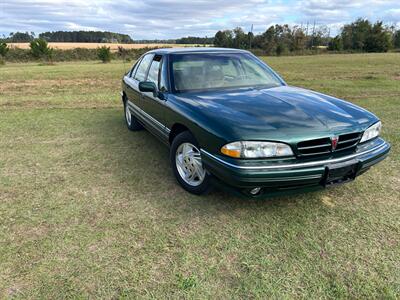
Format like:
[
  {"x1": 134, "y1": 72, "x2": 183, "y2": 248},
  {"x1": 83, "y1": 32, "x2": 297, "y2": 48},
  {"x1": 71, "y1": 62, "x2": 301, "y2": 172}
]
[{"x1": 331, "y1": 136, "x2": 339, "y2": 150}]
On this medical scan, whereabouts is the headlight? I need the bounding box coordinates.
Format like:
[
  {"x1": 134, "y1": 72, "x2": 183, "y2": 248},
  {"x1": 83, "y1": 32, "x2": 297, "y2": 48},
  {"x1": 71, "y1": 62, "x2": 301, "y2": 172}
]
[
  {"x1": 360, "y1": 121, "x2": 381, "y2": 143},
  {"x1": 221, "y1": 141, "x2": 294, "y2": 158}
]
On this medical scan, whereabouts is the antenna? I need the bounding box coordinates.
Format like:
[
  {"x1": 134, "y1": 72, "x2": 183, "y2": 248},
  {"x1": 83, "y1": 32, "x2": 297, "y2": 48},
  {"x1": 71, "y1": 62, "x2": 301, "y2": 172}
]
[
  {"x1": 311, "y1": 20, "x2": 316, "y2": 48},
  {"x1": 249, "y1": 24, "x2": 254, "y2": 49}
]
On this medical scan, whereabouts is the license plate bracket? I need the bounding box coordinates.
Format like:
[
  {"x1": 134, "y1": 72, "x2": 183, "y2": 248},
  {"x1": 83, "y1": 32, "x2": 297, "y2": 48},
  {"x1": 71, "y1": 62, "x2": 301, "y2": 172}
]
[{"x1": 323, "y1": 160, "x2": 360, "y2": 187}]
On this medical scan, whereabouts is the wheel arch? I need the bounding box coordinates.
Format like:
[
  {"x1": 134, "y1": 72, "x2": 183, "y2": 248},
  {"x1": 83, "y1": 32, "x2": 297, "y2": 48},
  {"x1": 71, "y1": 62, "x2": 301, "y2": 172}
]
[
  {"x1": 122, "y1": 91, "x2": 127, "y2": 104},
  {"x1": 169, "y1": 123, "x2": 192, "y2": 144}
]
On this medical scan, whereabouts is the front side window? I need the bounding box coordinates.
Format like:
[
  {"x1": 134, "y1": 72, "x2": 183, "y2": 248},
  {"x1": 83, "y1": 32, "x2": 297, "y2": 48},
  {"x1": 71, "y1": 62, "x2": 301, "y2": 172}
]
[
  {"x1": 134, "y1": 54, "x2": 154, "y2": 82},
  {"x1": 170, "y1": 52, "x2": 283, "y2": 92}
]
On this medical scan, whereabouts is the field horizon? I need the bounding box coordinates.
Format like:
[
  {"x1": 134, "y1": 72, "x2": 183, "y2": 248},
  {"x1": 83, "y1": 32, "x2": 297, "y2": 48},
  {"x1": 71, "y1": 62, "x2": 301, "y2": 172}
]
[{"x1": 7, "y1": 42, "x2": 211, "y2": 51}]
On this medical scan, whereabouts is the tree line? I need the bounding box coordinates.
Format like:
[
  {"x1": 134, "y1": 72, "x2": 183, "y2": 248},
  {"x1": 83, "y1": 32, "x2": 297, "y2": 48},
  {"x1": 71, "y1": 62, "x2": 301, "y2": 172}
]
[
  {"x1": 175, "y1": 36, "x2": 214, "y2": 44},
  {"x1": 1, "y1": 32, "x2": 214, "y2": 45},
  {"x1": 214, "y1": 19, "x2": 400, "y2": 55},
  {"x1": 328, "y1": 19, "x2": 399, "y2": 52},
  {"x1": 1, "y1": 31, "x2": 134, "y2": 43},
  {"x1": 1, "y1": 18, "x2": 400, "y2": 64},
  {"x1": 1, "y1": 32, "x2": 36, "y2": 42},
  {"x1": 0, "y1": 38, "x2": 160, "y2": 64}
]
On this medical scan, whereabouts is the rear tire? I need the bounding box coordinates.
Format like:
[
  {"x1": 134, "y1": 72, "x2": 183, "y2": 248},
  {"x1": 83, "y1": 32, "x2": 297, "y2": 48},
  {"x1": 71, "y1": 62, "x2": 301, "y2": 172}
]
[
  {"x1": 124, "y1": 100, "x2": 143, "y2": 131},
  {"x1": 170, "y1": 131, "x2": 211, "y2": 195}
]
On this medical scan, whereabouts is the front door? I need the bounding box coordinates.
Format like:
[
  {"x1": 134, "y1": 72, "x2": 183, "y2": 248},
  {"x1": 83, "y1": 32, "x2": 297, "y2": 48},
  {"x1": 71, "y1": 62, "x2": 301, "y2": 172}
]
[
  {"x1": 140, "y1": 54, "x2": 170, "y2": 142},
  {"x1": 124, "y1": 53, "x2": 154, "y2": 112}
]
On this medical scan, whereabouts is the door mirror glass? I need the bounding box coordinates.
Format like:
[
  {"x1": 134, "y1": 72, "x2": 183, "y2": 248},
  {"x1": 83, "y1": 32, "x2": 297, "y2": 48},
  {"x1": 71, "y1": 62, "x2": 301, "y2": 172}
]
[{"x1": 139, "y1": 81, "x2": 157, "y2": 93}]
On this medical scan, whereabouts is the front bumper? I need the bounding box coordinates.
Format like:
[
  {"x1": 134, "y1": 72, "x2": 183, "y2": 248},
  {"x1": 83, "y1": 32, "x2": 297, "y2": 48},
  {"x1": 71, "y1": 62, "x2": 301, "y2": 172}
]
[{"x1": 200, "y1": 137, "x2": 390, "y2": 195}]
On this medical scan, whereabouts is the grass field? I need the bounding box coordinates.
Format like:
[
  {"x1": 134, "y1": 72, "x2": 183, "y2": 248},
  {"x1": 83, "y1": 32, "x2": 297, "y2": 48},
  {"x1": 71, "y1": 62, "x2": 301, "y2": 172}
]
[
  {"x1": 8, "y1": 42, "x2": 210, "y2": 51},
  {"x1": 0, "y1": 54, "x2": 399, "y2": 298}
]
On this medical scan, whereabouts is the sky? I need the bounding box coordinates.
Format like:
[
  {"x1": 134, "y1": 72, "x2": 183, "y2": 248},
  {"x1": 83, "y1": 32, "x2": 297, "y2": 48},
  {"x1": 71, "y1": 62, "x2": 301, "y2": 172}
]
[{"x1": 1, "y1": 0, "x2": 399, "y2": 40}]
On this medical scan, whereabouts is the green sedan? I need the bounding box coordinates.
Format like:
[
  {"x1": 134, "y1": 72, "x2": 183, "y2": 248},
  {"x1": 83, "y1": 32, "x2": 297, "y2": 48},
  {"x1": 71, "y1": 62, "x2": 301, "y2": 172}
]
[{"x1": 121, "y1": 48, "x2": 390, "y2": 197}]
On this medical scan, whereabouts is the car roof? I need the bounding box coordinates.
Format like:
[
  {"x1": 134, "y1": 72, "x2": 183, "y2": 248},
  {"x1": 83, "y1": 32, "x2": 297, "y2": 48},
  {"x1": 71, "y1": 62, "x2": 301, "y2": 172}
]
[{"x1": 147, "y1": 47, "x2": 250, "y2": 55}]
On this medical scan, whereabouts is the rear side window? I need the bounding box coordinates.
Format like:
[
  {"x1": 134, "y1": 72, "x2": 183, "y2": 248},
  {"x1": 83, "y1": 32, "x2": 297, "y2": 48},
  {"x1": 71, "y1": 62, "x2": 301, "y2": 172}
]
[
  {"x1": 129, "y1": 59, "x2": 140, "y2": 77},
  {"x1": 134, "y1": 54, "x2": 154, "y2": 81}
]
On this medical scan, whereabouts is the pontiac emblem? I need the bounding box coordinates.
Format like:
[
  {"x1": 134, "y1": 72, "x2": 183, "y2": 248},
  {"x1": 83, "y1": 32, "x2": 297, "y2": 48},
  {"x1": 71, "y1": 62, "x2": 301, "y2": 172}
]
[{"x1": 331, "y1": 136, "x2": 339, "y2": 150}]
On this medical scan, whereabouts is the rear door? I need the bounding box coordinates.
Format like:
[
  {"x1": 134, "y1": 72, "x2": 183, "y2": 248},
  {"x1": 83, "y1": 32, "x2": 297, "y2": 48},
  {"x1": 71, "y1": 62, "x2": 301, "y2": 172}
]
[{"x1": 123, "y1": 58, "x2": 140, "y2": 102}]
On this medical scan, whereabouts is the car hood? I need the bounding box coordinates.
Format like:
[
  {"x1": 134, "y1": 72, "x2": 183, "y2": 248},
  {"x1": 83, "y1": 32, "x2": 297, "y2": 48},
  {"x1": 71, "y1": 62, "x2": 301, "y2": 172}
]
[{"x1": 171, "y1": 85, "x2": 378, "y2": 142}]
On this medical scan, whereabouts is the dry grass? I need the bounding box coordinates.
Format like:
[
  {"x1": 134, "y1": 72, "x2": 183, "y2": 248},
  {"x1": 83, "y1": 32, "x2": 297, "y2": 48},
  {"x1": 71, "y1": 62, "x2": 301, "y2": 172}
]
[
  {"x1": 8, "y1": 42, "x2": 210, "y2": 51},
  {"x1": 0, "y1": 54, "x2": 399, "y2": 298}
]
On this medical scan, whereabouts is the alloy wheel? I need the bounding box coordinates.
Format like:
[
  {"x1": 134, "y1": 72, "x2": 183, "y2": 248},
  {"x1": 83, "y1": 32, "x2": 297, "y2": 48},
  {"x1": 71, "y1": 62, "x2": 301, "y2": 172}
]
[
  {"x1": 175, "y1": 142, "x2": 206, "y2": 186},
  {"x1": 125, "y1": 105, "x2": 132, "y2": 126}
]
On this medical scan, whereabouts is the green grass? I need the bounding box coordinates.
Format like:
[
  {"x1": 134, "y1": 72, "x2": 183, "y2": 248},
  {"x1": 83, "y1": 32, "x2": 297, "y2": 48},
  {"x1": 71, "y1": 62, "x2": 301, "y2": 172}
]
[{"x1": 0, "y1": 54, "x2": 399, "y2": 298}]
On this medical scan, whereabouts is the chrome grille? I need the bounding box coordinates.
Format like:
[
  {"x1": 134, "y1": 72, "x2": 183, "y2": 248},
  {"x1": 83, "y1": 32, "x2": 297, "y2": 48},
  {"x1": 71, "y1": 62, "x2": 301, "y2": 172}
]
[
  {"x1": 297, "y1": 132, "x2": 362, "y2": 156},
  {"x1": 335, "y1": 132, "x2": 362, "y2": 151}
]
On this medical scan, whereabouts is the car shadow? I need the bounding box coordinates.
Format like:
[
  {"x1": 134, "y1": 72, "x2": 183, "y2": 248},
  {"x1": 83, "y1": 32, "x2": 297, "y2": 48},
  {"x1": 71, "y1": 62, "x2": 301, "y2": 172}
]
[{"x1": 99, "y1": 110, "x2": 327, "y2": 218}]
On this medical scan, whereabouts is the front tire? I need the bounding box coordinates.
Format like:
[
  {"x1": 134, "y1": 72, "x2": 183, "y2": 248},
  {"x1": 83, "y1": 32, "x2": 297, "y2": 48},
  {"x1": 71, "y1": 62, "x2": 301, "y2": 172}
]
[
  {"x1": 170, "y1": 131, "x2": 211, "y2": 195},
  {"x1": 124, "y1": 101, "x2": 143, "y2": 131}
]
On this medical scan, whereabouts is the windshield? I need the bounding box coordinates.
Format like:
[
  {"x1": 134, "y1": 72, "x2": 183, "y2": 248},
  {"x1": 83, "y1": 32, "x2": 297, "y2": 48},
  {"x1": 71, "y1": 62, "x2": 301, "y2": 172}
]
[{"x1": 170, "y1": 52, "x2": 284, "y2": 93}]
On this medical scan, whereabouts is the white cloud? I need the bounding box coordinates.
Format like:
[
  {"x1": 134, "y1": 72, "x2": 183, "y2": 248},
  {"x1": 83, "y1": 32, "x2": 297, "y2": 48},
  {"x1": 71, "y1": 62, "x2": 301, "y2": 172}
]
[
  {"x1": 384, "y1": 8, "x2": 400, "y2": 23},
  {"x1": 65, "y1": 22, "x2": 100, "y2": 31},
  {"x1": 1, "y1": 0, "x2": 399, "y2": 39}
]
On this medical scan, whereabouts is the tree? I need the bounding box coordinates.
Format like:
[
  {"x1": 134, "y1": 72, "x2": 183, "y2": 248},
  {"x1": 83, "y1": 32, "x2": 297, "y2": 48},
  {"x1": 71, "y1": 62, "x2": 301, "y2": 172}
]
[
  {"x1": 30, "y1": 38, "x2": 53, "y2": 60},
  {"x1": 0, "y1": 42, "x2": 9, "y2": 57},
  {"x1": 117, "y1": 46, "x2": 127, "y2": 56},
  {"x1": 341, "y1": 19, "x2": 372, "y2": 50},
  {"x1": 97, "y1": 46, "x2": 111, "y2": 63},
  {"x1": 175, "y1": 36, "x2": 214, "y2": 44},
  {"x1": 308, "y1": 26, "x2": 329, "y2": 48},
  {"x1": 253, "y1": 24, "x2": 296, "y2": 55},
  {"x1": 291, "y1": 26, "x2": 307, "y2": 52},
  {"x1": 364, "y1": 22, "x2": 391, "y2": 52},
  {"x1": 9, "y1": 32, "x2": 35, "y2": 42},
  {"x1": 276, "y1": 43, "x2": 288, "y2": 56},
  {"x1": 328, "y1": 36, "x2": 343, "y2": 51},
  {"x1": 214, "y1": 30, "x2": 233, "y2": 48},
  {"x1": 39, "y1": 31, "x2": 134, "y2": 43},
  {"x1": 394, "y1": 30, "x2": 400, "y2": 49},
  {"x1": 259, "y1": 26, "x2": 278, "y2": 54},
  {"x1": 339, "y1": 19, "x2": 392, "y2": 52},
  {"x1": 232, "y1": 27, "x2": 248, "y2": 49}
]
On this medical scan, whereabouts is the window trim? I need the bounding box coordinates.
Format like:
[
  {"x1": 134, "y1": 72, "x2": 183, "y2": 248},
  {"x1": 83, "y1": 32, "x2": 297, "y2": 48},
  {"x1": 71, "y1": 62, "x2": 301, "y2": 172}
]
[
  {"x1": 157, "y1": 56, "x2": 163, "y2": 90},
  {"x1": 158, "y1": 55, "x2": 169, "y2": 92},
  {"x1": 142, "y1": 54, "x2": 169, "y2": 93},
  {"x1": 144, "y1": 54, "x2": 162, "y2": 84},
  {"x1": 129, "y1": 56, "x2": 142, "y2": 78}
]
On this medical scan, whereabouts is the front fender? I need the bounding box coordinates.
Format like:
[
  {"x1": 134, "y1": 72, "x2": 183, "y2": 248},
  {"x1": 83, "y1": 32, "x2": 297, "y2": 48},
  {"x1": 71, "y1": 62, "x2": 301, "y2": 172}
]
[{"x1": 165, "y1": 97, "x2": 228, "y2": 153}]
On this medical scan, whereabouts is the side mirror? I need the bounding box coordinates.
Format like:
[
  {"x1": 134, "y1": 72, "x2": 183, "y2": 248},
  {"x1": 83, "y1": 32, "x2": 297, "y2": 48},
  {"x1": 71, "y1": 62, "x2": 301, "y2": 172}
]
[
  {"x1": 139, "y1": 81, "x2": 166, "y2": 100},
  {"x1": 139, "y1": 81, "x2": 157, "y2": 94}
]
